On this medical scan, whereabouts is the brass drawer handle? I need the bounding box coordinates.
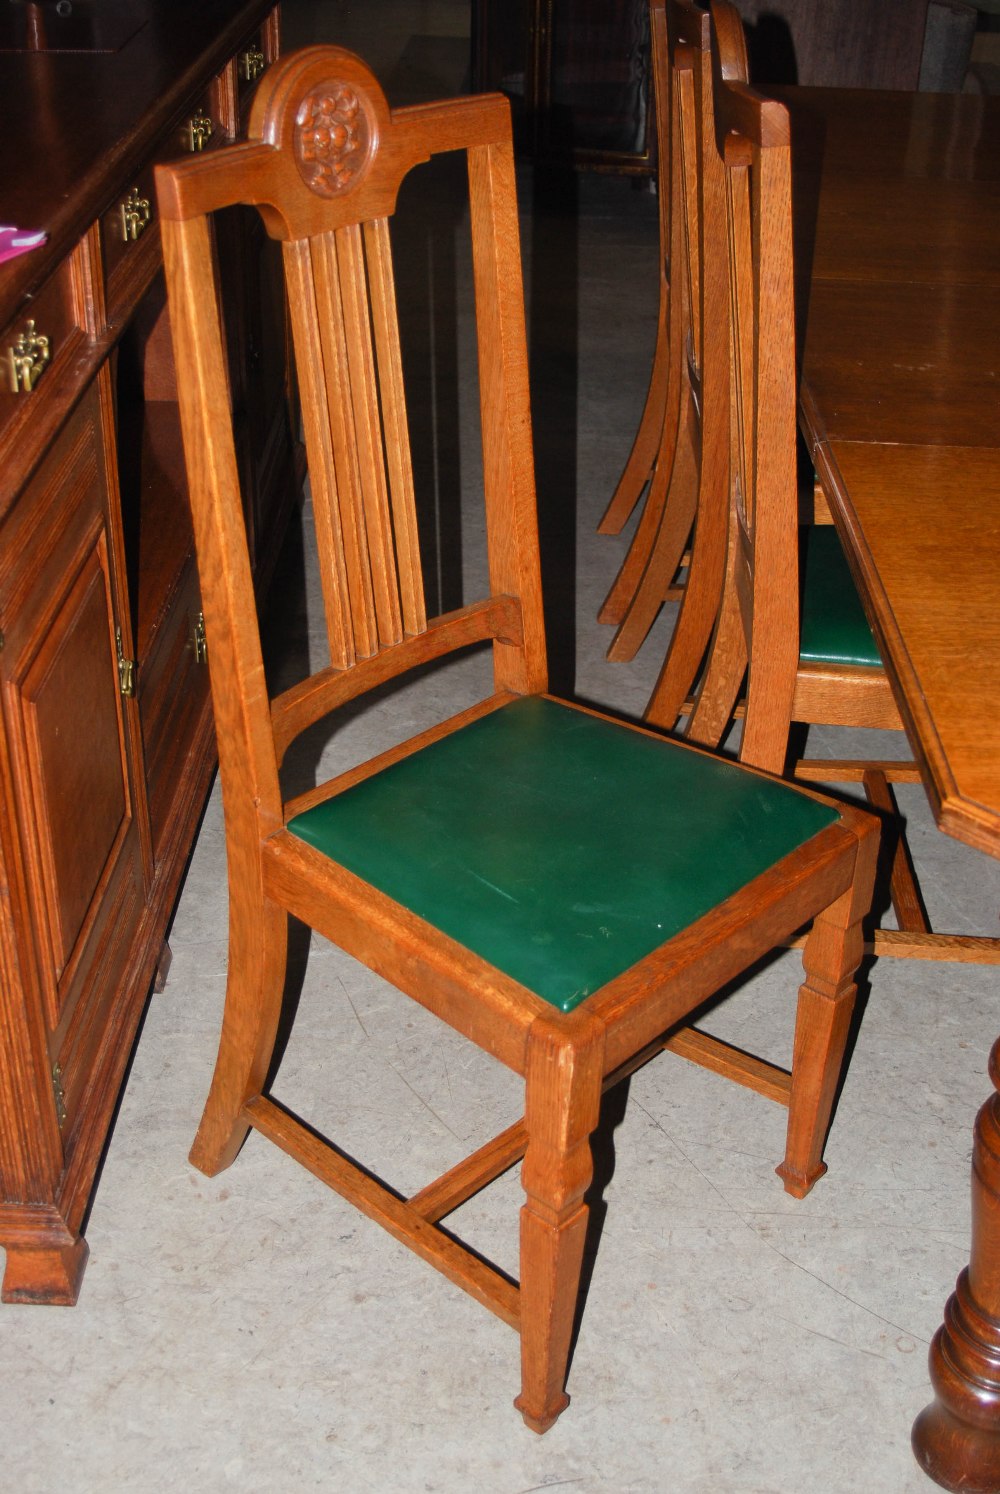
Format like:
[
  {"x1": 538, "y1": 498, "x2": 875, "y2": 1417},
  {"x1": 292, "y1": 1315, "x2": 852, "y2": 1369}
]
[
  {"x1": 240, "y1": 46, "x2": 265, "y2": 83},
  {"x1": 5, "y1": 319, "x2": 50, "y2": 394},
  {"x1": 120, "y1": 187, "x2": 152, "y2": 243},
  {"x1": 186, "y1": 113, "x2": 214, "y2": 153}
]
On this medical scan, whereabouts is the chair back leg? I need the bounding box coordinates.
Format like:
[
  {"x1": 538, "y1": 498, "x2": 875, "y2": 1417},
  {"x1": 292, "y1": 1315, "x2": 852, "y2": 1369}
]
[{"x1": 189, "y1": 893, "x2": 289, "y2": 1176}]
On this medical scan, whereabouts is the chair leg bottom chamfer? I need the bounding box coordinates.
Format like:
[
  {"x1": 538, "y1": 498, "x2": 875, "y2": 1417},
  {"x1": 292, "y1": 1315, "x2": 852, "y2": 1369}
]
[
  {"x1": 775, "y1": 1157, "x2": 828, "y2": 1201},
  {"x1": 515, "y1": 1391, "x2": 572, "y2": 1435}
]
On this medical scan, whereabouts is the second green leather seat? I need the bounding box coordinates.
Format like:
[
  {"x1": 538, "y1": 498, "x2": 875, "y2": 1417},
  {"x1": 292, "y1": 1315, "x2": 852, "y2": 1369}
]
[{"x1": 800, "y1": 525, "x2": 882, "y2": 669}]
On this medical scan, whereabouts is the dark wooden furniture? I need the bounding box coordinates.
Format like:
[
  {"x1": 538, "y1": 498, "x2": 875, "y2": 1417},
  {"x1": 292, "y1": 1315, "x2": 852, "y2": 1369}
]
[
  {"x1": 473, "y1": 0, "x2": 654, "y2": 173},
  {"x1": 158, "y1": 43, "x2": 880, "y2": 1431},
  {"x1": 0, "y1": 0, "x2": 299, "y2": 1305},
  {"x1": 761, "y1": 83, "x2": 1000, "y2": 1493},
  {"x1": 729, "y1": 0, "x2": 932, "y2": 89}
]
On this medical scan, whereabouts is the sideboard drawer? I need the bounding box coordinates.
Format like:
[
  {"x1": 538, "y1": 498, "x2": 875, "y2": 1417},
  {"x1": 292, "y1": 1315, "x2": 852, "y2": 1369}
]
[
  {"x1": 0, "y1": 256, "x2": 81, "y2": 406},
  {"x1": 101, "y1": 168, "x2": 160, "y2": 327},
  {"x1": 236, "y1": 21, "x2": 271, "y2": 117},
  {"x1": 172, "y1": 82, "x2": 227, "y2": 158},
  {"x1": 0, "y1": 251, "x2": 92, "y2": 518}
]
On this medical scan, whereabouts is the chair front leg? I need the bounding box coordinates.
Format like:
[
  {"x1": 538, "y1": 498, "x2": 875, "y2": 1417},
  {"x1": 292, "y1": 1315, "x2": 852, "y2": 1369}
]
[
  {"x1": 778, "y1": 821, "x2": 880, "y2": 1197},
  {"x1": 516, "y1": 1012, "x2": 606, "y2": 1433}
]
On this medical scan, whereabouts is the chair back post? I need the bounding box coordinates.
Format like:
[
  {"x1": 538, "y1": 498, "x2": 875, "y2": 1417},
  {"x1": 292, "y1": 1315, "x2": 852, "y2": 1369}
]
[
  {"x1": 710, "y1": 0, "x2": 799, "y2": 773},
  {"x1": 467, "y1": 138, "x2": 549, "y2": 695},
  {"x1": 160, "y1": 212, "x2": 284, "y2": 839}
]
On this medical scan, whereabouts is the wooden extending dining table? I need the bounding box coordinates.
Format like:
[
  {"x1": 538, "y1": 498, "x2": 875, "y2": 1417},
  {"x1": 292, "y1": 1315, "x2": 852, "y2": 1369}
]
[{"x1": 779, "y1": 84, "x2": 1000, "y2": 1492}]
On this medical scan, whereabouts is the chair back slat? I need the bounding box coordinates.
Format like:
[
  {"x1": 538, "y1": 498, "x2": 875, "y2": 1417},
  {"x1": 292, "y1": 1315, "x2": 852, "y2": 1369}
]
[
  {"x1": 331, "y1": 220, "x2": 406, "y2": 650},
  {"x1": 364, "y1": 216, "x2": 427, "y2": 637},
  {"x1": 283, "y1": 233, "x2": 361, "y2": 667}
]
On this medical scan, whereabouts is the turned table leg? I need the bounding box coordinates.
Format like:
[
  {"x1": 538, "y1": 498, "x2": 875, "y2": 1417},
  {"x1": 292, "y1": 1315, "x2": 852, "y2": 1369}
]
[{"x1": 913, "y1": 1038, "x2": 1000, "y2": 1492}]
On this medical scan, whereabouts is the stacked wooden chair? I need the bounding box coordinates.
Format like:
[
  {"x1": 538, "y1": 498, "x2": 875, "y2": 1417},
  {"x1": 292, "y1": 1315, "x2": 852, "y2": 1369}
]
[
  {"x1": 155, "y1": 45, "x2": 880, "y2": 1430},
  {"x1": 664, "y1": 0, "x2": 1000, "y2": 965}
]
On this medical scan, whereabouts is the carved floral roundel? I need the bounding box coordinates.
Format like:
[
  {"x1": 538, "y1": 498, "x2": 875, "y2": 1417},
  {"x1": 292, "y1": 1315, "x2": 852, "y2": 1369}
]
[{"x1": 294, "y1": 83, "x2": 374, "y2": 197}]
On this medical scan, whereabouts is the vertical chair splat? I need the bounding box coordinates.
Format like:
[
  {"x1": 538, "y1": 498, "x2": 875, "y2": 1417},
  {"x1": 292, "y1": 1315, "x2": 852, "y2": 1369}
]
[
  {"x1": 284, "y1": 218, "x2": 430, "y2": 668},
  {"x1": 334, "y1": 220, "x2": 405, "y2": 648},
  {"x1": 307, "y1": 226, "x2": 382, "y2": 659}
]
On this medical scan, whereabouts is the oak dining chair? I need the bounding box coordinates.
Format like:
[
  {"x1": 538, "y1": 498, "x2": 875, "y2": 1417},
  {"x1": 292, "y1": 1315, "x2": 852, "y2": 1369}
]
[
  {"x1": 667, "y1": 0, "x2": 999, "y2": 965},
  {"x1": 155, "y1": 44, "x2": 880, "y2": 1430}
]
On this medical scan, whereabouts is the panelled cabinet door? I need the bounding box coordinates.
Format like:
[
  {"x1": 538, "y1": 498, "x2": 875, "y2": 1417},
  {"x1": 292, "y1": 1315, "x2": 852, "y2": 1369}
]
[{"x1": 0, "y1": 384, "x2": 145, "y2": 1142}]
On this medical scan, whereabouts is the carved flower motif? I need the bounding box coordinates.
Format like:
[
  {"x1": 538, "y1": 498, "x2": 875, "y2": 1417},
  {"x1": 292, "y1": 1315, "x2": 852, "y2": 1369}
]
[{"x1": 295, "y1": 85, "x2": 371, "y2": 196}]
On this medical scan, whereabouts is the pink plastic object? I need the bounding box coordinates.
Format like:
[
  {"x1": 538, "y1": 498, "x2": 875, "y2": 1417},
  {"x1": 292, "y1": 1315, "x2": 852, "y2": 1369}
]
[{"x1": 0, "y1": 227, "x2": 48, "y2": 266}]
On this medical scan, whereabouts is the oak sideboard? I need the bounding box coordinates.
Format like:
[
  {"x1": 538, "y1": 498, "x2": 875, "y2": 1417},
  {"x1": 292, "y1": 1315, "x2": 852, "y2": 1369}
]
[{"x1": 0, "y1": 0, "x2": 300, "y2": 1304}]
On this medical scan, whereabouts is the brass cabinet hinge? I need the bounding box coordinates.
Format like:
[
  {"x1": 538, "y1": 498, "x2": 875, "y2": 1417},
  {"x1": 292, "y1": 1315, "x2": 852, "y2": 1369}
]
[
  {"x1": 193, "y1": 611, "x2": 208, "y2": 665},
  {"x1": 52, "y1": 1062, "x2": 67, "y2": 1129},
  {"x1": 115, "y1": 626, "x2": 136, "y2": 698}
]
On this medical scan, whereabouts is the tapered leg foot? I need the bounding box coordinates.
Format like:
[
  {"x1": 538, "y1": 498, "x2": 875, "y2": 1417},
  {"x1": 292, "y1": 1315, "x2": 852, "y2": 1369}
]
[
  {"x1": 2, "y1": 1236, "x2": 89, "y2": 1305},
  {"x1": 515, "y1": 1390, "x2": 571, "y2": 1434},
  {"x1": 775, "y1": 1157, "x2": 827, "y2": 1200}
]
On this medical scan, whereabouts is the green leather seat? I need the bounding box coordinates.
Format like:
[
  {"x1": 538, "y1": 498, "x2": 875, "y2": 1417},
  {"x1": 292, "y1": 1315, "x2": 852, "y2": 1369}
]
[
  {"x1": 289, "y1": 696, "x2": 837, "y2": 1012},
  {"x1": 799, "y1": 525, "x2": 882, "y2": 668}
]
